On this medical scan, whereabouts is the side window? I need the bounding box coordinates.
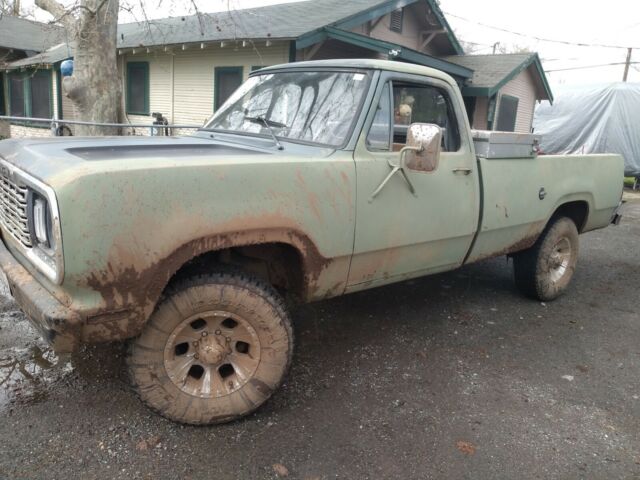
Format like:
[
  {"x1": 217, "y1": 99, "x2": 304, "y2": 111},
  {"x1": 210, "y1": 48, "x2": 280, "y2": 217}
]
[
  {"x1": 392, "y1": 82, "x2": 460, "y2": 152},
  {"x1": 366, "y1": 82, "x2": 391, "y2": 151}
]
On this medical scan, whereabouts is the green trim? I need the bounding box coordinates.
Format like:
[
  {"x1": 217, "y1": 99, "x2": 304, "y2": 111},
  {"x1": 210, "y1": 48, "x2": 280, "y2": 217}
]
[
  {"x1": 297, "y1": 27, "x2": 472, "y2": 80},
  {"x1": 461, "y1": 53, "x2": 553, "y2": 103},
  {"x1": 54, "y1": 64, "x2": 63, "y2": 119},
  {"x1": 423, "y1": 0, "x2": 464, "y2": 55},
  {"x1": 214, "y1": 66, "x2": 243, "y2": 111},
  {"x1": 126, "y1": 61, "x2": 150, "y2": 115},
  {"x1": 330, "y1": 0, "x2": 463, "y2": 55}
]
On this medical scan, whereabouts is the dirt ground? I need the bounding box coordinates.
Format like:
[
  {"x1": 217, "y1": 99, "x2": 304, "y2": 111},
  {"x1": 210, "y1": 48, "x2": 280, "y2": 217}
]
[{"x1": 0, "y1": 198, "x2": 638, "y2": 480}]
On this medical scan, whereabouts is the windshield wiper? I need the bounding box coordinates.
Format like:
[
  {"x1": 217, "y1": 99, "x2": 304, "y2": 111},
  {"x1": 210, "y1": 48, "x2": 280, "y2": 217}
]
[{"x1": 244, "y1": 115, "x2": 285, "y2": 150}]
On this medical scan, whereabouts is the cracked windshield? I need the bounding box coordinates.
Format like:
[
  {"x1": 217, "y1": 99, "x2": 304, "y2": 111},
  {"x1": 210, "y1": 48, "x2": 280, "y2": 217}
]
[{"x1": 204, "y1": 71, "x2": 370, "y2": 147}]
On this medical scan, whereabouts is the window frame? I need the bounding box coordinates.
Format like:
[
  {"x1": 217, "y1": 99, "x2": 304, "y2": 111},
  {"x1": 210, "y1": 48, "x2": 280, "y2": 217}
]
[
  {"x1": 126, "y1": 61, "x2": 150, "y2": 116},
  {"x1": 366, "y1": 81, "x2": 394, "y2": 152},
  {"x1": 7, "y1": 69, "x2": 53, "y2": 128},
  {"x1": 214, "y1": 66, "x2": 244, "y2": 111},
  {"x1": 495, "y1": 94, "x2": 519, "y2": 132},
  {"x1": 364, "y1": 76, "x2": 463, "y2": 154}
]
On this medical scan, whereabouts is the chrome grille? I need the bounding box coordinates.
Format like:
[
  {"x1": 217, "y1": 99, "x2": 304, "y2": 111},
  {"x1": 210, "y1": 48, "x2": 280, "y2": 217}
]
[{"x1": 0, "y1": 170, "x2": 32, "y2": 248}]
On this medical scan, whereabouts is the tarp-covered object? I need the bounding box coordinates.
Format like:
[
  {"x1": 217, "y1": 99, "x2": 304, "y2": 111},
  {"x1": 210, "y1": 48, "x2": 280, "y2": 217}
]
[{"x1": 533, "y1": 83, "x2": 640, "y2": 176}]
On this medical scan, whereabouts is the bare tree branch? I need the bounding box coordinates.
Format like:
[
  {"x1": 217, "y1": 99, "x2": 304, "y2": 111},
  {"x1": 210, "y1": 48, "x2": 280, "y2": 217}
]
[{"x1": 34, "y1": 0, "x2": 73, "y2": 29}]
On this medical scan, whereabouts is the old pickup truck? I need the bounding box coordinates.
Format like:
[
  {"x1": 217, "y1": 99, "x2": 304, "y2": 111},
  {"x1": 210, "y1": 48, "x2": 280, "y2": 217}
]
[{"x1": 0, "y1": 59, "x2": 623, "y2": 424}]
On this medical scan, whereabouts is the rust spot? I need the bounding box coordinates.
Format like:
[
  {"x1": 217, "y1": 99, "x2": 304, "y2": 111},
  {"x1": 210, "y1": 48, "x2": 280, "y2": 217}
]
[{"x1": 82, "y1": 222, "x2": 333, "y2": 343}]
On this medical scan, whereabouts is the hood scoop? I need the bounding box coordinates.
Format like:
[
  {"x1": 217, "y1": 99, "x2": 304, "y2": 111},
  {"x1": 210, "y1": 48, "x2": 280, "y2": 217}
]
[{"x1": 66, "y1": 143, "x2": 266, "y2": 161}]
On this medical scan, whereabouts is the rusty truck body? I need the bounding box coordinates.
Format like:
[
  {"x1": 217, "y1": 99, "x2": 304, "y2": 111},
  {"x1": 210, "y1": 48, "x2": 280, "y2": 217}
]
[{"x1": 0, "y1": 60, "x2": 623, "y2": 424}]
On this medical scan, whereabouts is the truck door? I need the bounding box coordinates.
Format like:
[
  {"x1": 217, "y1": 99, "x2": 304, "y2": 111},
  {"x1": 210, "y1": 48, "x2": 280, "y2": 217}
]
[{"x1": 347, "y1": 72, "x2": 480, "y2": 291}]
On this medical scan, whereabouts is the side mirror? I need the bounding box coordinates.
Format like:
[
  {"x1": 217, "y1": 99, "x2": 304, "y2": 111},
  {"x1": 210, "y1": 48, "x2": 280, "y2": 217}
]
[{"x1": 403, "y1": 123, "x2": 442, "y2": 172}]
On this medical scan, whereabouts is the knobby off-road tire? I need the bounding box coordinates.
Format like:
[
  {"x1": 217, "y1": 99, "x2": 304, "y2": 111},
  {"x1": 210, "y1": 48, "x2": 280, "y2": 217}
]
[
  {"x1": 127, "y1": 271, "x2": 293, "y2": 425},
  {"x1": 513, "y1": 216, "x2": 579, "y2": 301}
]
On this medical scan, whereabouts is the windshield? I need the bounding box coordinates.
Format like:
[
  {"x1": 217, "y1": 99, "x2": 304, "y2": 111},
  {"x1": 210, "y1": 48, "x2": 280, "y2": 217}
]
[{"x1": 203, "y1": 70, "x2": 371, "y2": 148}]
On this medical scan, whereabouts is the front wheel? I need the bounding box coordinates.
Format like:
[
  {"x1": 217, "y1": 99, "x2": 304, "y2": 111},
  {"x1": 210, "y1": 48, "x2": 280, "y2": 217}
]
[
  {"x1": 128, "y1": 271, "x2": 293, "y2": 425},
  {"x1": 513, "y1": 216, "x2": 579, "y2": 301}
]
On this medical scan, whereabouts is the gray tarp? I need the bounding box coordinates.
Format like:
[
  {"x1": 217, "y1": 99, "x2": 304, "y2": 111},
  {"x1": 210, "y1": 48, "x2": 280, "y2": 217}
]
[{"x1": 533, "y1": 83, "x2": 640, "y2": 177}]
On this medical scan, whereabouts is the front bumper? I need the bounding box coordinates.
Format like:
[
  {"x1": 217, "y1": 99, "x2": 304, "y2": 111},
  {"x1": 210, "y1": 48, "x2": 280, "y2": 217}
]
[{"x1": 0, "y1": 237, "x2": 81, "y2": 353}]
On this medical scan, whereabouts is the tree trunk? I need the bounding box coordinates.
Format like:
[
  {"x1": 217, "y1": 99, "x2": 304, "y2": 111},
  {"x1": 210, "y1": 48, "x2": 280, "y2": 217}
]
[{"x1": 35, "y1": 0, "x2": 121, "y2": 136}]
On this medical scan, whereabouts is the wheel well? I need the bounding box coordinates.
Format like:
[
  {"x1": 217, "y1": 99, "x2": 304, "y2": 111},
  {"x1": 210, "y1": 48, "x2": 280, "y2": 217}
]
[
  {"x1": 552, "y1": 201, "x2": 589, "y2": 232},
  {"x1": 168, "y1": 242, "x2": 305, "y2": 300}
]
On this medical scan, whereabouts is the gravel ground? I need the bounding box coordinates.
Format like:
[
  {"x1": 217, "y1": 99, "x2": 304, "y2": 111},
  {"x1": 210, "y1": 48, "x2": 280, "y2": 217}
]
[{"x1": 0, "y1": 198, "x2": 638, "y2": 480}]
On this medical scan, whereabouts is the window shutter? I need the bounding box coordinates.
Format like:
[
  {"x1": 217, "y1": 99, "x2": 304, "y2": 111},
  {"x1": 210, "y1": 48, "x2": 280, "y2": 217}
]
[{"x1": 390, "y1": 9, "x2": 403, "y2": 32}]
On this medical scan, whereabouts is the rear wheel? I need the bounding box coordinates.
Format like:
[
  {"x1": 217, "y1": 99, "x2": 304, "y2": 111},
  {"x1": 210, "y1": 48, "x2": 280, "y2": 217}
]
[
  {"x1": 513, "y1": 216, "x2": 579, "y2": 301},
  {"x1": 128, "y1": 270, "x2": 293, "y2": 425}
]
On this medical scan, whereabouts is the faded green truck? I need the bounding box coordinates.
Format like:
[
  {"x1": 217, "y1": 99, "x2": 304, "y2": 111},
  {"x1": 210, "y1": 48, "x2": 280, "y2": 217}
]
[{"x1": 0, "y1": 60, "x2": 623, "y2": 424}]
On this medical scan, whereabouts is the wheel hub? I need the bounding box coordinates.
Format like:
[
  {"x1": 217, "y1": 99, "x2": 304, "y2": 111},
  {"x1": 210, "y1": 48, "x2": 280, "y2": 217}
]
[
  {"x1": 163, "y1": 311, "x2": 261, "y2": 398},
  {"x1": 548, "y1": 236, "x2": 572, "y2": 283},
  {"x1": 197, "y1": 335, "x2": 230, "y2": 365}
]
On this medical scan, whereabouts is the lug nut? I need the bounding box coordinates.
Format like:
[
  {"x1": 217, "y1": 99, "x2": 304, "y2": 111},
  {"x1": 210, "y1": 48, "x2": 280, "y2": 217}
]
[
  {"x1": 193, "y1": 341, "x2": 199, "y2": 347},
  {"x1": 225, "y1": 337, "x2": 231, "y2": 343},
  {"x1": 215, "y1": 330, "x2": 221, "y2": 335},
  {"x1": 201, "y1": 331, "x2": 208, "y2": 337},
  {"x1": 194, "y1": 353, "x2": 199, "y2": 359}
]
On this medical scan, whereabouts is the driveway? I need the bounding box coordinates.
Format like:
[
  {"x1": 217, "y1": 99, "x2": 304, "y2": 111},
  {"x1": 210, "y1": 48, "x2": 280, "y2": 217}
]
[{"x1": 0, "y1": 198, "x2": 639, "y2": 480}]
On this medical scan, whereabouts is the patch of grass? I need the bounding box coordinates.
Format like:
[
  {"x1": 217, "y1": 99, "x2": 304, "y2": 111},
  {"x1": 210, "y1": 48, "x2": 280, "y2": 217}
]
[{"x1": 624, "y1": 177, "x2": 637, "y2": 188}]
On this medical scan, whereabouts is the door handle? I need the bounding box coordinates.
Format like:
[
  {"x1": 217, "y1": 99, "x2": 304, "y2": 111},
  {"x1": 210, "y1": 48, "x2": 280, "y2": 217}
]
[{"x1": 452, "y1": 167, "x2": 472, "y2": 175}]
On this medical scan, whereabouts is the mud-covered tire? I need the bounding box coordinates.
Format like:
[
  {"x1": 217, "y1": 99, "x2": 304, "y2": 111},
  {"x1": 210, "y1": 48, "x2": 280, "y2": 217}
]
[
  {"x1": 127, "y1": 271, "x2": 293, "y2": 425},
  {"x1": 513, "y1": 216, "x2": 579, "y2": 301}
]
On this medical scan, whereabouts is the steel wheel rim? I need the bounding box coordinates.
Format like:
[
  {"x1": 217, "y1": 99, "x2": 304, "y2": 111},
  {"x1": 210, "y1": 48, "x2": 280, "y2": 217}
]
[
  {"x1": 548, "y1": 236, "x2": 572, "y2": 283},
  {"x1": 163, "y1": 311, "x2": 261, "y2": 398}
]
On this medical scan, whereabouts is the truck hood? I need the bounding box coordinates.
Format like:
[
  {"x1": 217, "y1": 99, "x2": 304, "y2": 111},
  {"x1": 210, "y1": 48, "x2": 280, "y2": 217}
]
[{"x1": 0, "y1": 135, "x2": 309, "y2": 186}]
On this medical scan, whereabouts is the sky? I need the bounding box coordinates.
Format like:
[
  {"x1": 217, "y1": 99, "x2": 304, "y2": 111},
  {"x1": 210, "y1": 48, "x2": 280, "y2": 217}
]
[{"x1": 19, "y1": 0, "x2": 640, "y2": 86}]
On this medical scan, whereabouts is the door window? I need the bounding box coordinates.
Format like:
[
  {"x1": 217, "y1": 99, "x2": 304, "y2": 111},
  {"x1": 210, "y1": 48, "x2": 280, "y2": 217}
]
[
  {"x1": 366, "y1": 82, "x2": 392, "y2": 151},
  {"x1": 392, "y1": 82, "x2": 460, "y2": 152}
]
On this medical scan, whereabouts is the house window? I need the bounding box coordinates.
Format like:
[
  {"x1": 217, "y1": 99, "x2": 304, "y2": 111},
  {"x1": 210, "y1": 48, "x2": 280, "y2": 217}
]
[
  {"x1": 496, "y1": 94, "x2": 519, "y2": 132},
  {"x1": 126, "y1": 62, "x2": 149, "y2": 115},
  {"x1": 390, "y1": 9, "x2": 403, "y2": 33},
  {"x1": 30, "y1": 70, "x2": 52, "y2": 119},
  {"x1": 9, "y1": 74, "x2": 26, "y2": 117},
  {"x1": 214, "y1": 67, "x2": 243, "y2": 110},
  {"x1": 8, "y1": 70, "x2": 52, "y2": 120}
]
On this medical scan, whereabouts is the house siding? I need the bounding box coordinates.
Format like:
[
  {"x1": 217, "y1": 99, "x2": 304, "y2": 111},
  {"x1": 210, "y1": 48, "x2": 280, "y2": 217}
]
[
  {"x1": 494, "y1": 68, "x2": 537, "y2": 133},
  {"x1": 122, "y1": 42, "x2": 289, "y2": 135},
  {"x1": 349, "y1": 3, "x2": 439, "y2": 56}
]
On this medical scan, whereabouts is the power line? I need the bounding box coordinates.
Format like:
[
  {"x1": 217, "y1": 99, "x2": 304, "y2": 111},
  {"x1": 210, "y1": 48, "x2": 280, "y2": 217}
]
[
  {"x1": 545, "y1": 61, "x2": 640, "y2": 73},
  {"x1": 445, "y1": 11, "x2": 640, "y2": 50}
]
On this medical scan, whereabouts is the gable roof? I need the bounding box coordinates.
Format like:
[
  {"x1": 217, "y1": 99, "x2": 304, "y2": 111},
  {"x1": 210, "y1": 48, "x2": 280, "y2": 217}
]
[
  {"x1": 0, "y1": 15, "x2": 64, "y2": 52},
  {"x1": 444, "y1": 52, "x2": 553, "y2": 102},
  {"x1": 116, "y1": 0, "x2": 463, "y2": 54}
]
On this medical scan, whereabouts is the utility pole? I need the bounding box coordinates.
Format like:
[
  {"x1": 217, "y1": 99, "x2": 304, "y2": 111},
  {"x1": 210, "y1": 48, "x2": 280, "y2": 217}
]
[{"x1": 623, "y1": 47, "x2": 632, "y2": 82}]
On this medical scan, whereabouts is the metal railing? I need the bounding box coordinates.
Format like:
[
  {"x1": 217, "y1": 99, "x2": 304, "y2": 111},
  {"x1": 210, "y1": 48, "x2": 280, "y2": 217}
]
[{"x1": 0, "y1": 115, "x2": 202, "y2": 137}]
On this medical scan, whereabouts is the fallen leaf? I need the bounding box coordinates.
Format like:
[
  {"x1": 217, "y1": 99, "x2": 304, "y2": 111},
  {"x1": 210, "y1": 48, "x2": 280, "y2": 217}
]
[
  {"x1": 456, "y1": 441, "x2": 476, "y2": 455},
  {"x1": 576, "y1": 365, "x2": 589, "y2": 373},
  {"x1": 273, "y1": 463, "x2": 289, "y2": 477}
]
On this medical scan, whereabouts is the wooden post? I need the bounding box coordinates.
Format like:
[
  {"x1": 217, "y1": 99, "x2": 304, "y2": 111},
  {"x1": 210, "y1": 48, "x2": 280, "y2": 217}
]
[{"x1": 623, "y1": 47, "x2": 632, "y2": 82}]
